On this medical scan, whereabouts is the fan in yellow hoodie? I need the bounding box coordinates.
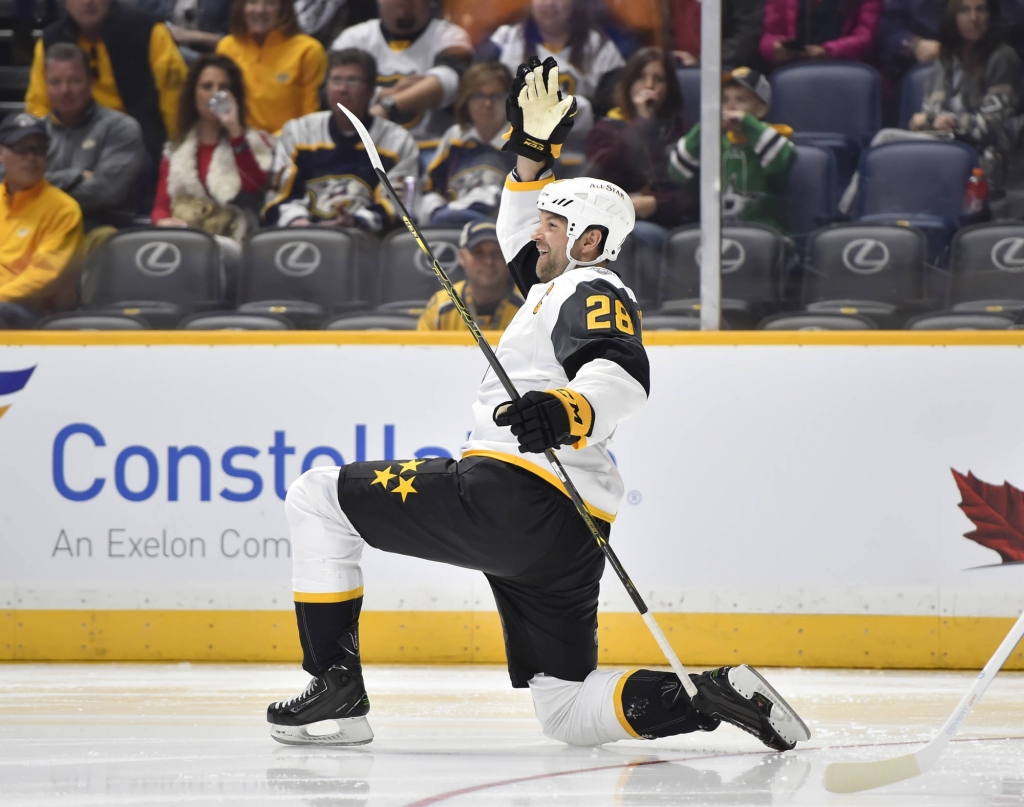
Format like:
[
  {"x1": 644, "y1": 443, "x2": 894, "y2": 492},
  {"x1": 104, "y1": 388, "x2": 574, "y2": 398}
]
[{"x1": 0, "y1": 114, "x2": 83, "y2": 327}]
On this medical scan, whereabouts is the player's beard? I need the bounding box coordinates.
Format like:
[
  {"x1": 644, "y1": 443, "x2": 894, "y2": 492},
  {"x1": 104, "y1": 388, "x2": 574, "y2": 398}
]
[{"x1": 536, "y1": 246, "x2": 568, "y2": 282}]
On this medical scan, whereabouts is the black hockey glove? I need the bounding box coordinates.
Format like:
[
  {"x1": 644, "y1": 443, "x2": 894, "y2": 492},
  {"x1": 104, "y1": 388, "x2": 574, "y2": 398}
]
[
  {"x1": 502, "y1": 55, "x2": 577, "y2": 166},
  {"x1": 493, "y1": 388, "x2": 594, "y2": 454}
]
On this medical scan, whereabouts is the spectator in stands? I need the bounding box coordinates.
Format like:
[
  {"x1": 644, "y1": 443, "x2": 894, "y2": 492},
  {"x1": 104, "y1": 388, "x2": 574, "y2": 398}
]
[
  {"x1": 670, "y1": 0, "x2": 766, "y2": 69},
  {"x1": 418, "y1": 221, "x2": 523, "y2": 331},
  {"x1": 909, "y1": 0, "x2": 1023, "y2": 213},
  {"x1": 331, "y1": 0, "x2": 473, "y2": 148},
  {"x1": 135, "y1": 0, "x2": 234, "y2": 60},
  {"x1": 879, "y1": 0, "x2": 943, "y2": 82},
  {"x1": 586, "y1": 47, "x2": 693, "y2": 251},
  {"x1": 24, "y1": 0, "x2": 188, "y2": 170},
  {"x1": 0, "y1": 114, "x2": 83, "y2": 328},
  {"x1": 151, "y1": 54, "x2": 272, "y2": 249},
  {"x1": 216, "y1": 0, "x2": 327, "y2": 134},
  {"x1": 264, "y1": 48, "x2": 418, "y2": 230},
  {"x1": 760, "y1": 0, "x2": 883, "y2": 66},
  {"x1": 41, "y1": 43, "x2": 146, "y2": 232},
  {"x1": 420, "y1": 62, "x2": 516, "y2": 226},
  {"x1": 669, "y1": 68, "x2": 796, "y2": 233},
  {"x1": 477, "y1": 0, "x2": 626, "y2": 138}
]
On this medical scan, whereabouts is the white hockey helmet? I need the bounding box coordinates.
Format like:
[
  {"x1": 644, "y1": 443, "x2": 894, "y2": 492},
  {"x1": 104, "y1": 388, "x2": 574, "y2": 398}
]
[{"x1": 537, "y1": 177, "x2": 635, "y2": 270}]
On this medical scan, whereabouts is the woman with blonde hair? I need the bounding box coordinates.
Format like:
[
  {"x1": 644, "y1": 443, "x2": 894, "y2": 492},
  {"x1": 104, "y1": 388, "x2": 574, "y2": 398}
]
[
  {"x1": 216, "y1": 0, "x2": 327, "y2": 134},
  {"x1": 419, "y1": 62, "x2": 517, "y2": 226}
]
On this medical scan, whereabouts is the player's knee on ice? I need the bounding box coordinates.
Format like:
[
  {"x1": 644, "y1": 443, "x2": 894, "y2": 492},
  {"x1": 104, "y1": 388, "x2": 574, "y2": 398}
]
[{"x1": 529, "y1": 669, "x2": 719, "y2": 746}]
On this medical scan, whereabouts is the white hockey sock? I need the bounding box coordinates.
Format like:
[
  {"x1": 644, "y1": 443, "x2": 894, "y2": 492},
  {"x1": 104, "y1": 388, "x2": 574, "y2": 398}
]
[
  {"x1": 287, "y1": 466, "x2": 365, "y2": 600},
  {"x1": 528, "y1": 670, "x2": 636, "y2": 746}
]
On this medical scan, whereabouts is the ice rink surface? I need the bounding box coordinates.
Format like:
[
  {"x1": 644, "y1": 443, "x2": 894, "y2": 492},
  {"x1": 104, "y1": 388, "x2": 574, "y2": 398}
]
[{"x1": 1, "y1": 664, "x2": 1022, "y2": 807}]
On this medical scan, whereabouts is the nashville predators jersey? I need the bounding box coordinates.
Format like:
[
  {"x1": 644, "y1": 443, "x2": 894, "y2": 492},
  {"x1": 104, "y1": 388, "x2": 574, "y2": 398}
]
[
  {"x1": 419, "y1": 124, "x2": 516, "y2": 223},
  {"x1": 331, "y1": 18, "x2": 472, "y2": 146},
  {"x1": 263, "y1": 111, "x2": 418, "y2": 230},
  {"x1": 461, "y1": 171, "x2": 648, "y2": 521},
  {"x1": 417, "y1": 278, "x2": 524, "y2": 332}
]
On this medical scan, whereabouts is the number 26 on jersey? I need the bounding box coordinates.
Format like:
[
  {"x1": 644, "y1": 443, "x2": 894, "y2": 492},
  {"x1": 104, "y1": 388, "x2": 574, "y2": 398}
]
[{"x1": 586, "y1": 294, "x2": 635, "y2": 335}]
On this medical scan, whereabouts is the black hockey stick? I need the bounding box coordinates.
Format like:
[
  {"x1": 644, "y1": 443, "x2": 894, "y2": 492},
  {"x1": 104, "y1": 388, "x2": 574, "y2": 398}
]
[{"x1": 337, "y1": 104, "x2": 699, "y2": 698}]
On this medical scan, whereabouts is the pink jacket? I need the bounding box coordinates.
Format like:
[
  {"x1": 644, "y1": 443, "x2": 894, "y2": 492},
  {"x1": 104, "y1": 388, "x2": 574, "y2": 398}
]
[{"x1": 760, "y1": 0, "x2": 883, "y2": 65}]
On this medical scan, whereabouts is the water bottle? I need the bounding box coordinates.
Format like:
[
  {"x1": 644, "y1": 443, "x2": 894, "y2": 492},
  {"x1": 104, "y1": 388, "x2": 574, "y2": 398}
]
[
  {"x1": 207, "y1": 90, "x2": 233, "y2": 116},
  {"x1": 964, "y1": 167, "x2": 989, "y2": 214}
]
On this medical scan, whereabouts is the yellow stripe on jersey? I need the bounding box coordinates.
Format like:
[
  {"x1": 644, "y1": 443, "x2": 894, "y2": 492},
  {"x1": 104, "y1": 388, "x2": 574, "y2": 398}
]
[
  {"x1": 294, "y1": 587, "x2": 364, "y2": 604},
  {"x1": 614, "y1": 670, "x2": 644, "y2": 739}
]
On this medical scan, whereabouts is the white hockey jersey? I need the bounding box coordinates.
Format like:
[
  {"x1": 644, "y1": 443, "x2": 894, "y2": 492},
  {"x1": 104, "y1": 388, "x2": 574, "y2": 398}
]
[
  {"x1": 331, "y1": 18, "x2": 472, "y2": 145},
  {"x1": 461, "y1": 172, "x2": 649, "y2": 521}
]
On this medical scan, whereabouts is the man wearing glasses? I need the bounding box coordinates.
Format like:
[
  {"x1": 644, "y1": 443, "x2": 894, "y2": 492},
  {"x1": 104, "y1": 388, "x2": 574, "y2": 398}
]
[
  {"x1": 263, "y1": 48, "x2": 418, "y2": 232},
  {"x1": 0, "y1": 115, "x2": 84, "y2": 329}
]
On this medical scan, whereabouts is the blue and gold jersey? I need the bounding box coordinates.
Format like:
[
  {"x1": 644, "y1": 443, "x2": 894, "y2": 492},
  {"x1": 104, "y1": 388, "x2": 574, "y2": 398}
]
[
  {"x1": 419, "y1": 125, "x2": 516, "y2": 223},
  {"x1": 417, "y1": 278, "x2": 523, "y2": 332},
  {"x1": 263, "y1": 111, "x2": 419, "y2": 230}
]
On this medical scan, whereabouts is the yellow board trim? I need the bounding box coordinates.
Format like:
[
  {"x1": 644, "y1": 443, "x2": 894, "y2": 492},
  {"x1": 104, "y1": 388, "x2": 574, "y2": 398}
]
[
  {"x1": 461, "y1": 449, "x2": 617, "y2": 522},
  {"x1": 5, "y1": 331, "x2": 1024, "y2": 347},
  {"x1": 294, "y1": 587, "x2": 364, "y2": 604},
  {"x1": 4, "y1": 611, "x2": 1024, "y2": 668},
  {"x1": 613, "y1": 669, "x2": 643, "y2": 738}
]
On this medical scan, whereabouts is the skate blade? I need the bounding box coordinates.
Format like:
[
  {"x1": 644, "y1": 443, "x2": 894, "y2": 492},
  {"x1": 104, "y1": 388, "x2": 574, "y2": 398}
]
[
  {"x1": 729, "y1": 665, "x2": 812, "y2": 745},
  {"x1": 269, "y1": 716, "x2": 374, "y2": 747}
]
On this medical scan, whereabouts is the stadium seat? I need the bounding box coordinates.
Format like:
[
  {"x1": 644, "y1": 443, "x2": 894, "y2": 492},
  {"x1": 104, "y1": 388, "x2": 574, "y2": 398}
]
[
  {"x1": 178, "y1": 313, "x2": 293, "y2": 330},
  {"x1": 904, "y1": 311, "x2": 1015, "y2": 329},
  {"x1": 899, "y1": 64, "x2": 932, "y2": 129},
  {"x1": 75, "y1": 227, "x2": 223, "y2": 327},
  {"x1": 659, "y1": 223, "x2": 787, "y2": 326},
  {"x1": 236, "y1": 228, "x2": 364, "y2": 328},
  {"x1": 786, "y1": 144, "x2": 838, "y2": 240},
  {"x1": 768, "y1": 61, "x2": 882, "y2": 182},
  {"x1": 675, "y1": 66, "x2": 701, "y2": 130},
  {"x1": 37, "y1": 313, "x2": 150, "y2": 330},
  {"x1": 802, "y1": 223, "x2": 929, "y2": 325},
  {"x1": 640, "y1": 314, "x2": 701, "y2": 330},
  {"x1": 322, "y1": 313, "x2": 419, "y2": 330},
  {"x1": 947, "y1": 223, "x2": 1024, "y2": 314},
  {"x1": 759, "y1": 311, "x2": 877, "y2": 330},
  {"x1": 855, "y1": 139, "x2": 977, "y2": 262},
  {"x1": 377, "y1": 228, "x2": 464, "y2": 310}
]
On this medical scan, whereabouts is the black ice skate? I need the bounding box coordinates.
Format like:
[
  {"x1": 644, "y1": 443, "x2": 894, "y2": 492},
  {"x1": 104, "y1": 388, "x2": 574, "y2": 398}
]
[
  {"x1": 690, "y1": 665, "x2": 811, "y2": 752},
  {"x1": 268, "y1": 663, "x2": 373, "y2": 746}
]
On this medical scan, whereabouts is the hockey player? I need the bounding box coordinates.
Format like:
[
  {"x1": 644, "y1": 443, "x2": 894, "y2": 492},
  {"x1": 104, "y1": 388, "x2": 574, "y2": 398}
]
[{"x1": 267, "y1": 56, "x2": 809, "y2": 751}]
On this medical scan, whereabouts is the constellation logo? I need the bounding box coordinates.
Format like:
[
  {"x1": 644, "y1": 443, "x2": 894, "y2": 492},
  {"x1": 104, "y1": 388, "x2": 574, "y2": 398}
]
[
  {"x1": 0, "y1": 366, "x2": 36, "y2": 424},
  {"x1": 134, "y1": 242, "x2": 182, "y2": 277},
  {"x1": 990, "y1": 238, "x2": 1024, "y2": 272},
  {"x1": 415, "y1": 241, "x2": 460, "y2": 276},
  {"x1": 694, "y1": 239, "x2": 746, "y2": 274},
  {"x1": 274, "y1": 242, "x2": 322, "y2": 277},
  {"x1": 841, "y1": 239, "x2": 890, "y2": 275}
]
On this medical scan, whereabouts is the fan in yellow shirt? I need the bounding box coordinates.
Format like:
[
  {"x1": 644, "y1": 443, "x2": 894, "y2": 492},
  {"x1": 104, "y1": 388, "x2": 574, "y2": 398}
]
[
  {"x1": 216, "y1": 0, "x2": 327, "y2": 134},
  {"x1": 0, "y1": 114, "x2": 84, "y2": 327},
  {"x1": 24, "y1": 0, "x2": 187, "y2": 165},
  {"x1": 418, "y1": 221, "x2": 524, "y2": 332}
]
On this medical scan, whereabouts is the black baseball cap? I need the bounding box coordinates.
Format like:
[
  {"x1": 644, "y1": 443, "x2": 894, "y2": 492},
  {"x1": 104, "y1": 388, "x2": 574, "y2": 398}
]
[
  {"x1": 0, "y1": 113, "x2": 49, "y2": 147},
  {"x1": 460, "y1": 220, "x2": 499, "y2": 250},
  {"x1": 723, "y1": 67, "x2": 772, "y2": 107}
]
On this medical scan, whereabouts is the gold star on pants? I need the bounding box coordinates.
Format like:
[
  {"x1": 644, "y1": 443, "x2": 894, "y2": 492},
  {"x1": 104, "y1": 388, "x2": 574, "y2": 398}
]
[
  {"x1": 370, "y1": 466, "x2": 396, "y2": 488},
  {"x1": 392, "y1": 475, "x2": 417, "y2": 501},
  {"x1": 399, "y1": 459, "x2": 425, "y2": 474}
]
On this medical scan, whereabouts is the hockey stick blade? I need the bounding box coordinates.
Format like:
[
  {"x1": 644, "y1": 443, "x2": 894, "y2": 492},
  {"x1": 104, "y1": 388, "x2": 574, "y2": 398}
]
[
  {"x1": 337, "y1": 101, "x2": 702, "y2": 701},
  {"x1": 823, "y1": 608, "x2": 1024, "y2": 793}
]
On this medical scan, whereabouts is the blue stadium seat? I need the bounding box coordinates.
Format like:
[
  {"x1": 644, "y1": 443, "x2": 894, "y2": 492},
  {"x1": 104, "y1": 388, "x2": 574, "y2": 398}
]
[
  {"x1": 768, "y1": 62, "x2": 882, "y2": 183},
  {"x1": 946, "y1": 222, "x2": 1024, "y2": 313},
  {"x1": 904, "y1": 311, "x2": 1015, "y2": 329},
  {"x1": 675, "y1": 67, "x2": 701, "y2": 131},
  {"x1": 759, "y1": 311, "x2": 877, "y2": 330},
  {"x1": 899, "y1": 64, "x2": 932, "y2": 129},
  {"x1": 855, "y1": 139, "x2": 977, "y2": 263},
  {"x1": 786, "y1": 144, "x2": 838, "y2": 239}
]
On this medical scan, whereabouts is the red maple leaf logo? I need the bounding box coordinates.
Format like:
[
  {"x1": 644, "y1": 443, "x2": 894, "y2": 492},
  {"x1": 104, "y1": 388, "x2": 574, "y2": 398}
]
[{"x1": 952, "y1": 469, "x2": 1024, "y2": 562}]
